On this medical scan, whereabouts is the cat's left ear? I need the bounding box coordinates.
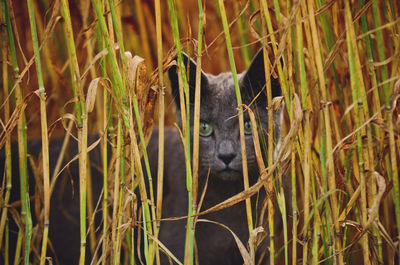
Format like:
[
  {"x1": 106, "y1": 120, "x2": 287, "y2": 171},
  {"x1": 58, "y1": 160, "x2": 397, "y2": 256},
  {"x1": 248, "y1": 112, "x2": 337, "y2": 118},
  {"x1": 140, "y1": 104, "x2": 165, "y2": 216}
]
[
  {"x1": 168, "y1": 53, "x2": 209, "y2": 110},
  {"x1": 240, "y1": 47, "x2": 282, "y2": 103}
]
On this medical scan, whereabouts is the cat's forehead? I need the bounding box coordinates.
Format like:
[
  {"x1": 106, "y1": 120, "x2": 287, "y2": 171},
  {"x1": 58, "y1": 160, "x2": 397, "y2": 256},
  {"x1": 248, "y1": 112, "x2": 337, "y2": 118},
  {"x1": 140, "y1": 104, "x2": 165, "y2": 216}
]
[
  {"x1": 206, "y1": 72, "x2": 240, "y2": 98},
  {"x1": 201, "y1": 72, "x2": 244, "y2": 121}
]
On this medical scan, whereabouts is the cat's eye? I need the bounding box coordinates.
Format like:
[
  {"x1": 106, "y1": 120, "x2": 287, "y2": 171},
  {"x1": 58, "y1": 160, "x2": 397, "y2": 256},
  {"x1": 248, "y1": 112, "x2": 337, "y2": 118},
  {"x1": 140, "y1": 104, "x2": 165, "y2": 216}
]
[
  {"x1": 199, "y1": 121, "x2": 213, "y2": 137},
  {"x1": 244, "y1": 120, "x2": 252, "y2": 135}
]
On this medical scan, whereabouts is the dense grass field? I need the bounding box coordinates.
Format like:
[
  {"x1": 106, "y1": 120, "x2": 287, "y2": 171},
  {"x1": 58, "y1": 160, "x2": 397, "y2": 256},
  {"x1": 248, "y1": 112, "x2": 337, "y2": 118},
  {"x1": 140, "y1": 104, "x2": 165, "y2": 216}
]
[{"x1": 0, "y1": 0, "x2": 399, "y2": 264}]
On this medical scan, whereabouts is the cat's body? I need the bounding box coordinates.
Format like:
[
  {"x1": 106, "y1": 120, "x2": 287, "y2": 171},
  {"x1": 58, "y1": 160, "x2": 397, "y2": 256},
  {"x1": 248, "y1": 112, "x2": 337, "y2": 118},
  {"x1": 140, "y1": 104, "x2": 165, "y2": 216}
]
[
  {"x1": 1, "y1": 48, "x2": 286, "y2": 265},
  {"x1": 1, "y1": 136, "x2": 103, "y2": 264}
]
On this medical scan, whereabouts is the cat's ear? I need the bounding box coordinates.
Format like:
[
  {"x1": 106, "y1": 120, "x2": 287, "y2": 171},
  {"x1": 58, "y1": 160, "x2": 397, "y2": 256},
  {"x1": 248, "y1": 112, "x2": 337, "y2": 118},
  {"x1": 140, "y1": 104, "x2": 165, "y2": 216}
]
[
  {"x1": 168, "y1": 53, "x2": 209, "y2": 110},
  {"x1": 240, "y1": 46, "x2": 282, "y2": 104}
]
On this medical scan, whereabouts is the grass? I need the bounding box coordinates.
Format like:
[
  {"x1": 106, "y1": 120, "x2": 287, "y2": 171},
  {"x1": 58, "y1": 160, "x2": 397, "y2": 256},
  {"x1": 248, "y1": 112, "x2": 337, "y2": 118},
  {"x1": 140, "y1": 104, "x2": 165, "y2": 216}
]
[{"x1": 1, "y1": 0, "x2": 399, "y2": 264}]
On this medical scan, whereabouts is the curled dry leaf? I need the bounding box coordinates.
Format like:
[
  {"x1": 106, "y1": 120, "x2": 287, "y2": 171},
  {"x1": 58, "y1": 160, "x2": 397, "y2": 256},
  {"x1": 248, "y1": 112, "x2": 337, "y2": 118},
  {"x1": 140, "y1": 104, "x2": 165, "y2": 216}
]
[
  {"x1": 366, "y1": 171, "x2": 386, "y2": 229},
  {"x1": 85, "y1": 78, "x2": 99, "y2": 113},
  {"x1": 86, "y1": 78, "x2": 99, "y2": 113},
  {"x1": 248, "y1": 226, "x2": 265, "y2": 263},
  {"x1": 125, "y1": 51, "x2": 136, "y2": 92},
  {"x1": 125, "y1": 52, "x2": 157, "y2": 142},
  {"x1": 394, "y1": 77, "x2": 400, "y2": 94},
  {"x1": 271, "y1": 96, "x2": 284, "y2": 111},
  {"x1": 343, "y1": 171, "x2": 386, "y2": 252},
  {"x1": 85, "y1": 77, "x2": 111, "y2": 113},
  {"x1": 125, "y1": 53, "x2": 147, "y2": 113}
]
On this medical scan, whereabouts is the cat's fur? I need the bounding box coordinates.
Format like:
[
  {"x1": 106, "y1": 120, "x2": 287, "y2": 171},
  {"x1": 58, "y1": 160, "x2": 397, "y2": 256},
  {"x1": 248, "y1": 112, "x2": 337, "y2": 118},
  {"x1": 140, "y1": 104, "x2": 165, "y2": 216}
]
[{"x1": 0, "y1": 48, "x2": 285, "y2": 265}]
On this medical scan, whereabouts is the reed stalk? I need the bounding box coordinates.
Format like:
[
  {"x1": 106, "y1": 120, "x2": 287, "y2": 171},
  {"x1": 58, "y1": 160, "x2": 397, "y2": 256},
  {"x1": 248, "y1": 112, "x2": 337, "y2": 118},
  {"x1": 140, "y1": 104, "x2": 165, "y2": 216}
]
[
  {"x1": 290, "y1": 151, "x2": 297, "y2": 265},
  {"x1": 112, "y1": 119, "x2": 122, "y2": 263},
  {"x1": 128, "y1": 91, "x2": 152, "y2": 264},
  {"x1": 0, "y1": 0, "x2": 11, "y2": 253},
  {"x1": 26, "y1": 0, "x2": 51, "y2": 263},
  {"x1": 155, "y1": 0, "x2": 164, "y2": 264},
  {"x1": 311, "y1": 196, "x2": 320, "y2": 265},
  {"x1": 261, "y1": 29, "x2": 276, "y2": 265},
  {"x1": 344, "y1": 1, "x2": 369, "y2": 263},
  {"x1": 166, "y1": 1, "x2": 194, "y2": 264},
  {"x1": 107, "y1": 0, "x2": 126, "y2": 65},
  {"x1": 283, "y1": 20, "x2": 298, "y2": 265},
  {"x1": 217, "y1": 0, "x2": 253, "y2": 244},
  {"x1": 4, "y1": 221, "x2": 9, "y2": 265},
  {"x1": 114, "y1": 121, "x2": 126, "y2": 265},
  {"x1": 93, "y1": 2, "x2": 111, "y2": 263},
  {"x1": 85, "y1": 161, "x2": 97, "y2": 262},
  {"x1": 192, "y1": 0, "x2": 204, "y2": 227},
  {"x1": 59, "y1": 2, "x2": 89, "y2": 265},
  {"x1": 13, "y1": 231, "x2": 23, "y2": 265},
  {"x1": 294, "y1": 7, "x2": 311, "y2": 265},
  {"x1": 129, "y1": 150, "x2": 135, "y2": 265},
  {"x1": 2, "y1": 3, "x2": 28, "y2": 264},
  {"x1": 79, "y1": 2, "x2": 98, "y2": 254},
  {"x1": 23, "y1": 196, "x2": 32, "y2": 265}
]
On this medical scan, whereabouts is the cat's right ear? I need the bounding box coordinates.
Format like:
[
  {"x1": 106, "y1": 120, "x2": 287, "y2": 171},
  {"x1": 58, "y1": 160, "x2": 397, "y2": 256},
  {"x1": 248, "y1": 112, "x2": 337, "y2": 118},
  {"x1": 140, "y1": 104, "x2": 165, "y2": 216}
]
[
  {"x1": 168, "y1": 53, "x2": 209, "y2": 110},
  {"x1": 240, "y1": 45, "x2": 283, "y2": 104}
]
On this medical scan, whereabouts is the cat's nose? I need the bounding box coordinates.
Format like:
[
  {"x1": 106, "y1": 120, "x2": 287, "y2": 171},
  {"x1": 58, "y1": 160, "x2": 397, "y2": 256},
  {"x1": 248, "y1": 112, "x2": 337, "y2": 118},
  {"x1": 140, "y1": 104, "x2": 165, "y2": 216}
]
[
  {"x1": 219, "y1": 153, "x2": 236, "y2": 165},
  {"x1": 218, "y1": 140, "x2": 236, "y2": 165}
]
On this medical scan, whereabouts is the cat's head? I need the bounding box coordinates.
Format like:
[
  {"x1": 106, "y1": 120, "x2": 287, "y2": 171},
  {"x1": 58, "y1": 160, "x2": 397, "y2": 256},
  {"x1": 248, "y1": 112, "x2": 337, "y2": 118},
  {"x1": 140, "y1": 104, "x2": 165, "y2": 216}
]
[{"x1": 168, "y1": 48, "x2": 282, "y2": 181}]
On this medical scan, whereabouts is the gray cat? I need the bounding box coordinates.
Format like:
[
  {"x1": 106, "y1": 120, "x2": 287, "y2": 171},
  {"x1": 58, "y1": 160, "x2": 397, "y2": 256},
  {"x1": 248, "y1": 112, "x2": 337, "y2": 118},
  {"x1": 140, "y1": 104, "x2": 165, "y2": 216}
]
[{"x1": 150, "y1": 48, "x2": 285, "y2": 264}]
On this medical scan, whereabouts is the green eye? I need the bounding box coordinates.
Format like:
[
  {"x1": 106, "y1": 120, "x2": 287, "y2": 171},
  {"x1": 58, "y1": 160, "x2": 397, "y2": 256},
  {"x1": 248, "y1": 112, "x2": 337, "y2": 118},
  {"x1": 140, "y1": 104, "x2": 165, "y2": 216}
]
[
  {"x1": 199, "y1": 121, "x2": 213, "y2": 137},
  {"x1": 244, "y1": 120, "x2": 252, "y2": 135}
]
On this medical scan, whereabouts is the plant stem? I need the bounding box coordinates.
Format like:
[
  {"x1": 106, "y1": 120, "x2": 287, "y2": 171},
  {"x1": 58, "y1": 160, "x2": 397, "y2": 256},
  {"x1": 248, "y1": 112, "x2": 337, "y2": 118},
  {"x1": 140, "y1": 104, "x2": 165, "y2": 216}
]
[
  {"x1": 217, "y1": 0, "x2": 253, "y2": 244},
  {"x1": 26, "y1": 0, "x2": 51, "y2": 263}
]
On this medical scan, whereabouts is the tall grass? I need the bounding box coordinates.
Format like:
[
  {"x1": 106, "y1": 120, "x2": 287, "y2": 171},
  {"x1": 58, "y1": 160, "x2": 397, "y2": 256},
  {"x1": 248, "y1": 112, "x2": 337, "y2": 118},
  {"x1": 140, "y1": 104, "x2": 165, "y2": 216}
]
[{"x1": 1, "y1": 0, "x2": 399, "y2": 265}]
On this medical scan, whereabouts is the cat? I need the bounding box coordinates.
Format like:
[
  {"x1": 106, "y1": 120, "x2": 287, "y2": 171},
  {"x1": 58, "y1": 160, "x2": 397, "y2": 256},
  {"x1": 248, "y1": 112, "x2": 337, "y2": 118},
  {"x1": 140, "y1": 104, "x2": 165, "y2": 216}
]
[
  {"x1": 0, "y1": 48, "x2": 286, "y2": 265},
  {"x1": 152, "y1": 48, "x2": 285, "y2": 264}
]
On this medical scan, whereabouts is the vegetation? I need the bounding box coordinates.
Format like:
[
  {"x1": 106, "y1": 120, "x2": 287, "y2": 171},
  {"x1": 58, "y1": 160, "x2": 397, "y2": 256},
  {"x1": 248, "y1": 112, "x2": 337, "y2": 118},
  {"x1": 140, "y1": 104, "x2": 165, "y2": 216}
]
[{"x1": 0, "y1": 0, "x2": 399, "y2": 264}]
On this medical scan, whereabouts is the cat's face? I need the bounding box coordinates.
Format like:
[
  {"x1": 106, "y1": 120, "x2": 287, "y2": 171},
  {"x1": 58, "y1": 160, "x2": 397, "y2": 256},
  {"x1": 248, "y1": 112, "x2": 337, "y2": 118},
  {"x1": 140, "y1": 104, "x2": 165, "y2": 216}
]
[{"x1": 168, "y1": 48, "x2": 282, "y2": 181}]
